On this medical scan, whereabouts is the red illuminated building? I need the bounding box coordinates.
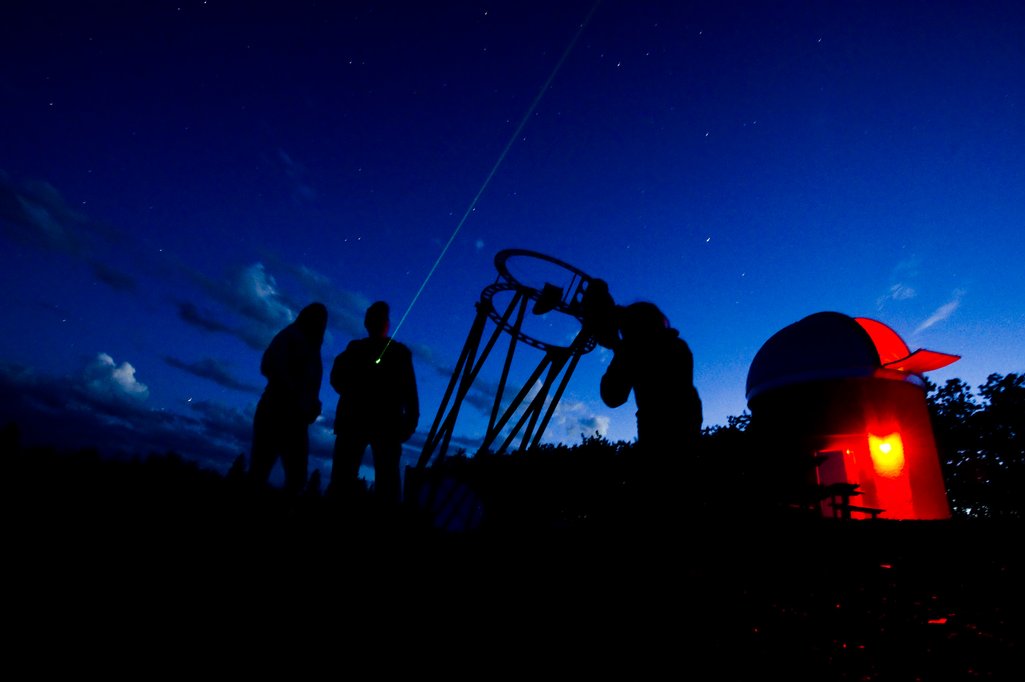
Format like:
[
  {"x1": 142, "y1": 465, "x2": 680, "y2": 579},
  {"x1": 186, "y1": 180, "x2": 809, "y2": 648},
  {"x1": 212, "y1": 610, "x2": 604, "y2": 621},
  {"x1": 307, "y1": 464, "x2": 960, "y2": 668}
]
[{"x1": 746, "y1": 312, "x2": 960, "y2": 520}]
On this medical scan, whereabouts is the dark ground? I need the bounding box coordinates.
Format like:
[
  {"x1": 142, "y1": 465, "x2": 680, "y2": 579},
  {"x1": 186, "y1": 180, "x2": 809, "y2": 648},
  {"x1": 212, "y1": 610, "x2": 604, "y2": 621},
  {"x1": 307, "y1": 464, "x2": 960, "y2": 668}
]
[{"x1": 4, "y1": 446, "x2": 1021, "y2": 679}]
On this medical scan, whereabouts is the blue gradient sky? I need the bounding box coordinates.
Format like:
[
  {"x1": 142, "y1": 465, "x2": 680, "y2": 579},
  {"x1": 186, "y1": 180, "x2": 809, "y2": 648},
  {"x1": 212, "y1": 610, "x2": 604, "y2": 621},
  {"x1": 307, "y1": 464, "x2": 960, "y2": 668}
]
[{"x1": 2, "y1": 1, "x2": 1023, "y2": 483}]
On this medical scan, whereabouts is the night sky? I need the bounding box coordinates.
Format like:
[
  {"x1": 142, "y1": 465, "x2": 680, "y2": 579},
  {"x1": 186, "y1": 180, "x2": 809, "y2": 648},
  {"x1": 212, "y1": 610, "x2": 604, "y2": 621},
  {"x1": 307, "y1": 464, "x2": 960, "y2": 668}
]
[{"x1": 3, "y1": 1, "x2": 1023, "y2": 485}]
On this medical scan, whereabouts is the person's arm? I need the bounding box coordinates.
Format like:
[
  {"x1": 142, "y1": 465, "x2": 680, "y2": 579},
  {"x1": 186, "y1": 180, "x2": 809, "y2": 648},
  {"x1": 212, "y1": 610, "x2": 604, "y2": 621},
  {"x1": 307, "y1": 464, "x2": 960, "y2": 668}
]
[
  {"x1": 300, "y1": 348, "x2": 323, "y2": 424},
  {"x1": 400, "y1": 346, "x2": 419, "y2": 442},
  {"x1": 600, "y1": 349, "x2": 633, "y2": 408},
  {"x1": 260, "y1": 333, "x2": 286, "y2": 383},
  {"x1": 261, "y1": 330, "x2": 305, "y2": 403},
  {"x1": 330, "y1": 343, "x2": 355, "y2": 395}
]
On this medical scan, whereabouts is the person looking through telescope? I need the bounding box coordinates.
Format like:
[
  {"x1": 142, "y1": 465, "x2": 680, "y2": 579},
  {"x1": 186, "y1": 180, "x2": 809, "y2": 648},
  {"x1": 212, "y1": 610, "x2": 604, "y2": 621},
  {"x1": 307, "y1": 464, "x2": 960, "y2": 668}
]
[{"x1": 599, "y1": 300, "x2": 703, "y2": 514}]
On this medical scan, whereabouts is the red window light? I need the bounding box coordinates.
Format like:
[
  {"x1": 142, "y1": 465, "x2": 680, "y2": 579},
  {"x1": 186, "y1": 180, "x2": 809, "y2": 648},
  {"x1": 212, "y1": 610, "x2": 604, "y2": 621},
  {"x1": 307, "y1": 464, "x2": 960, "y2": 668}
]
[{"x1": 868, "y1": 432, "x2": 905, "y2": 478}]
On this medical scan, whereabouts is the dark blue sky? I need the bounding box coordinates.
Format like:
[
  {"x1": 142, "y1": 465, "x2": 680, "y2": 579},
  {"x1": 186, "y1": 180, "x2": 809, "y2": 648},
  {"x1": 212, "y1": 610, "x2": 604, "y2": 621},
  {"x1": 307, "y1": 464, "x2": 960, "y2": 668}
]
[{"x1": 2, "y1": 1, "x2": 1023, "y2": 483}]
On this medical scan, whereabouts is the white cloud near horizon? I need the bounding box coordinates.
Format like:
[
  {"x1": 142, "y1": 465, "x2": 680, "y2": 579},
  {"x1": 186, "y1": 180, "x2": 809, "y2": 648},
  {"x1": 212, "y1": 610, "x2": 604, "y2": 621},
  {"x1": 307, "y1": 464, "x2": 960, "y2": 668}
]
[
  {"x1": 497, "y1": 380, "x2": 610, "y2": 446},
  {"x1": 550, "y1": 398, "x2": 610, "y2": 441},
  {"x1": 0, "y1": 360, "x2": 254, "y2": 471},
  {"x1": 84, "y1": 352, "x2": 150, "y2": 402}
]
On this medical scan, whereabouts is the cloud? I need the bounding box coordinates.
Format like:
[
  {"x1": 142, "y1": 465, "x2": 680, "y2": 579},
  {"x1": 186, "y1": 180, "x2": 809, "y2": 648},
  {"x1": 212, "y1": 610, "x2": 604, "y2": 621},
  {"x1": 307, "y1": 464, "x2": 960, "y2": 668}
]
[
  {"x1": 0, "y1": 173, "x2": 84, "y2": 254},
  {"x1": 177, "y1": 301, "x2": 235, "y2": 334},
  {"x1": 90, "y1": 259, "x2": 137, "y2": 291},
  {"x1": 17, "y1": 352, "x2": 325, "y2": 475},
  {"x1": 892, "y1": 255, "x2": 921, "y2": 278},
  {"x1": 232, "y1": 262, "x2": 294, "y2": 328},
  {"x1": 277, "y1": 149, "x2": 317, "y2": 203},
  {"x1": 407, "y1": 341, "x2": 441, "y2": 371},
  {"x1": 284, "y1": 261, "x2": 370, "y2": 338},
  {"x1": 422, "y1": 352, "x2": 608, "y2": 451},
  {"x1": 0, "y1": 172, "x2": 139, "y2": 292},
  {"x1": 403, "y1": 427, "x2": 481, "y2": 467},
  {"x1": 464, "y1": 385, "x2": 498, "y2": 414},
  {"x1": 165, "y1": 356, "x2": 261, "y2": 394},
  {"x1": 84, "y1": 353, "x2": 150, "y2": 403},
  {"x1": 17, "y1": 354, "x2": 221, "y2": 462},
  {"x1": 180, "y1": 262, "x2": 298, "y2": 350},
  {"x1": 179, "y1": 256, "x2": 412, "y2": 359},
  {"x1": 0, "y1": 179, "x2": 313, "y2": 354},
  {"x1": 186, "y1": 399, "x2": 255, "y2": 450},
  {"x1": 877, "y1": 256, "x2": 921, "y2": 308},
  {"x1": 429, "y1": 361, "x2": 504, "y2": 415},
  {"x1": 877, "y1": 283, "x2": 917, "y2": 306},
  {"x1": 0, "y1": 361, "x2": 255, "y2": 473},
  {"x1": 189, "y1": 261, "x2": 293, "y2": 329},
  {"x1": 914, "y1": 290, "x2": 965, "y2": 334},
  {"x1": 548, "y1": 399, "x2": 610, "y2": 442},
  {"x1": 461, "y1": 379, "x2": 610, "y2": 451}
]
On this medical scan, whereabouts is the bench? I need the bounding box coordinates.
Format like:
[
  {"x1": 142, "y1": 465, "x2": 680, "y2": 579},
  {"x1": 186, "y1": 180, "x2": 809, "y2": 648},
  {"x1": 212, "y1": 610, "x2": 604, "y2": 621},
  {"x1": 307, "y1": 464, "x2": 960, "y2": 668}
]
[
  {"x1": 834, "y1": 503, "x2": 885, "y2": 520},
  {"x1": 818, "y1": 483, "x2": 885, "y2": 520}
]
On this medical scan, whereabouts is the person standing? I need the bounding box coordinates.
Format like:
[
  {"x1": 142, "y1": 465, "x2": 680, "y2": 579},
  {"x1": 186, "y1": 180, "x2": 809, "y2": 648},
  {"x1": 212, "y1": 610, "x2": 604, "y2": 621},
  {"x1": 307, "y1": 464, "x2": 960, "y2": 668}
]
[
  {"x1": 600, "y1": 301, "x2": 702, "y2": 517},
  {"x1": 330, "y1": 301, "x2": 419, "y2": 507},
  {"x1": 249, "y1": 302, "x2": 327, "y2": 496}
]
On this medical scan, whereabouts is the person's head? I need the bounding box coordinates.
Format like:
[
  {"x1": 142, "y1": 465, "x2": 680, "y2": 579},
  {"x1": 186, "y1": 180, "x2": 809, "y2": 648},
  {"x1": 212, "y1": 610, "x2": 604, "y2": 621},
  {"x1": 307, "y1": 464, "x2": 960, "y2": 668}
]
[
  {"x1": 364, "y1": 301, "x2": 390, "y2": 337},
  {"x1": 295, "y1": 302, "x2": 328, "y2": 345},
  {"x1": 618, "y1": 301, "x2": 669, "y2": 342}
]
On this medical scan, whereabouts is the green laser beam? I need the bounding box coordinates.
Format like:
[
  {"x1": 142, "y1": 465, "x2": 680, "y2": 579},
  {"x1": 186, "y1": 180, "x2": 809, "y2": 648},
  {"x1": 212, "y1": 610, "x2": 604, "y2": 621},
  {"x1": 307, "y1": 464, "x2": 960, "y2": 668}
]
[{"x1": 379, "y1": 1, "x2": 602, "y2": 363}]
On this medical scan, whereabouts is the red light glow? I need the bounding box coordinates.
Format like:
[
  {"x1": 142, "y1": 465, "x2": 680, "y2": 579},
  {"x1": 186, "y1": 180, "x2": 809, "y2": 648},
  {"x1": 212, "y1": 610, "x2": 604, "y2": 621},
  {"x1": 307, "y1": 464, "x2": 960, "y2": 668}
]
[{"x1": 869, "y1": 433, "x2": 905, "y2": 478}]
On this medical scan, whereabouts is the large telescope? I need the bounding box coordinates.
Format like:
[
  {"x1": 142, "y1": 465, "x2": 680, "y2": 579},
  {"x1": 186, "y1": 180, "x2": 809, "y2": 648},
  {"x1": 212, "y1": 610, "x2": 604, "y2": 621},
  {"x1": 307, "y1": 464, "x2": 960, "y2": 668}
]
[{"x1": 416, "y1": 248, "x2": 615, "y2": 470}]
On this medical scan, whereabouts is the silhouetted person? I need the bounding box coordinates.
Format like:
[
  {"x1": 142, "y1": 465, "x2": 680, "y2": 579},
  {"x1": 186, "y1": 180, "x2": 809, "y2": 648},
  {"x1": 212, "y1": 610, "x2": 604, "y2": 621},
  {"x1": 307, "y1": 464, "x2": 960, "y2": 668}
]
[
  {"x1": 581, "y1": 278, "x2": 620, "y2": 350},
  {"x1": 600, "y1": 302, "x2": 702, "y2": 517},
  {"x1": 249, "y1": 302, "x2": 327, "y2": 496},
  {"x1": 330, "y1": 301, "x2": 419, "y2": 508}
]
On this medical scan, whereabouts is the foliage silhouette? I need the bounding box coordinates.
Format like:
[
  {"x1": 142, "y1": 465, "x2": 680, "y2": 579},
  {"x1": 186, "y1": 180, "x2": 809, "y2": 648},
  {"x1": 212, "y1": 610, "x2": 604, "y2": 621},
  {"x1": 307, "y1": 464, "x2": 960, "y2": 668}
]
[
  {"x1": 4, "y1": 373, "x2": 1022, "y2": 540},
  {"x1": 929, "y1": 372, "x2": 1024, "y2": 519},
  {"x1": 3, "y1": 386, "x2": 1023, "y2": 681}
]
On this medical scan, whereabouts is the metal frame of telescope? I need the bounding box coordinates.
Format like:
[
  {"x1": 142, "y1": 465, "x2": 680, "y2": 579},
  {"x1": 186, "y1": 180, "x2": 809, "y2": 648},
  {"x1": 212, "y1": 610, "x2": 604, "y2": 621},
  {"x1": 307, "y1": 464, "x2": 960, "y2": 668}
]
[{"x1": 416, "y1": 249, "x2": 602, "y2": 470}]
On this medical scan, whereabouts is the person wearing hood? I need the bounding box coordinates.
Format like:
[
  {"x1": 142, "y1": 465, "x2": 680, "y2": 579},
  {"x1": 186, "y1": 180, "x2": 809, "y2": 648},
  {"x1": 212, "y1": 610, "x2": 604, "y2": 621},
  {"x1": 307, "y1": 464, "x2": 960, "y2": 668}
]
[
  {"x1": 249, "y1": 302, "x2": 328, "y2": 495},
  {"x1": 600, "y1": 301, "x2": 703, "y2": 504}
]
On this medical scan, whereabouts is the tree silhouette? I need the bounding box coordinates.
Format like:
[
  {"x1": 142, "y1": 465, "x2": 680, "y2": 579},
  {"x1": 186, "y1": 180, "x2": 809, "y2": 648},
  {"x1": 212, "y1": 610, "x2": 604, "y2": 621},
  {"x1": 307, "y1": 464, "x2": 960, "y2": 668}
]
[{"x1": 929, "y1": 373, "x2": 1024, "y2": 518}]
